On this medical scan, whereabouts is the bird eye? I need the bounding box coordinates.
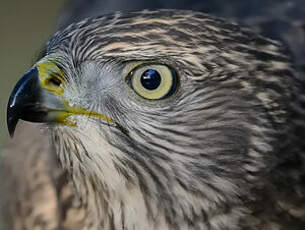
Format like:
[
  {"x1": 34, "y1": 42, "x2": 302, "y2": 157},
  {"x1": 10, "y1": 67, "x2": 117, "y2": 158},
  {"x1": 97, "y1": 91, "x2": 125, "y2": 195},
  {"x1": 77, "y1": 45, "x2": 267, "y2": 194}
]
[{"x1": 127, "y1": 64, "x2": 178, "y2": 100}]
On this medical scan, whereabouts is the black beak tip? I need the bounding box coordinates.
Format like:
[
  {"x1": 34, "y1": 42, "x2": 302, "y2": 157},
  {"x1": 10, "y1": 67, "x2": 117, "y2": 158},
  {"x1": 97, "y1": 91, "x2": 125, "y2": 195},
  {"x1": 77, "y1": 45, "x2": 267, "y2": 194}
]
[
  {"x1": 7, "y1": 113, "x2": 18, "y2": 138},
  {"x1": 6, "y1": 67, "x2": 39, "y2": 138},
  {"x1": 6, "y1": 93, "x2": 16, "y2": 136},
  {"x1": 7, "y1": 95, "x2": 20, "y2": 138}
]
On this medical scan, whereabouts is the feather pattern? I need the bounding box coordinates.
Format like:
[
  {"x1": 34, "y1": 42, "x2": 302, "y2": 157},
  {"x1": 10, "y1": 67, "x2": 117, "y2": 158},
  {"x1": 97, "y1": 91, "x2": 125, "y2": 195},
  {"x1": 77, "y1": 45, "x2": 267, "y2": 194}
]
[{"x1": 1, "y1": 6, "x2": 305, "y2": 230}]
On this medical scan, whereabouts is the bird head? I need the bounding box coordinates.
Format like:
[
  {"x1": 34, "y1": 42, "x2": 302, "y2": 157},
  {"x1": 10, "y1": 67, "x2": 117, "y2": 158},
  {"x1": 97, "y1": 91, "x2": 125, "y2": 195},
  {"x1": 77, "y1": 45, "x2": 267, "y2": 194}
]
[{"x1": 7, "y1": 10, "x2": 293, "y2": 228}]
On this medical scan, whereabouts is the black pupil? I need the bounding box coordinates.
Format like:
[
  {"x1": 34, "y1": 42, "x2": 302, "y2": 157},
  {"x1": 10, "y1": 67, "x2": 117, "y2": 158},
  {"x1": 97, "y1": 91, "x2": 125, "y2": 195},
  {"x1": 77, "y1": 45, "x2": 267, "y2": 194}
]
[{"x1": 140, "y1": 69, "x2": 161, "y2": 90}]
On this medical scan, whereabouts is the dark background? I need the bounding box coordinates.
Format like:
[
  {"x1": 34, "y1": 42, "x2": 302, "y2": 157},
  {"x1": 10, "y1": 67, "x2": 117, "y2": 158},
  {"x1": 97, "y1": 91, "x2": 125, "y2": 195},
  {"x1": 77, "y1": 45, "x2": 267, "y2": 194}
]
[{"x1": 0, "y1": 0, "x2": 64, "y2": 148}]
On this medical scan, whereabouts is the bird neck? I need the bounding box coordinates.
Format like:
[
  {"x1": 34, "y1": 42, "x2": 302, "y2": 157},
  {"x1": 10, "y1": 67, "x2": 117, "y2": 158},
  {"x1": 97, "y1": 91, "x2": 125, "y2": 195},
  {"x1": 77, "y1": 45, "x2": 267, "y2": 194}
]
[
  {"x1": 53, "y1": 126, "x2": 246, "y2": 230},
  {"x1": 72, "y1": 173, "x2": 246, "y2": 230}
]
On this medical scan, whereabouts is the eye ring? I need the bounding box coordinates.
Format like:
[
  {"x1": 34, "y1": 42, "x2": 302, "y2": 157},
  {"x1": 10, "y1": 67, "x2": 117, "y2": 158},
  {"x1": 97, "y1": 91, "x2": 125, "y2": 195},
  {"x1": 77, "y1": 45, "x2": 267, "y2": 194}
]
[{"x1": 126, "y1": 64, "x2": 178, "y2": 100}]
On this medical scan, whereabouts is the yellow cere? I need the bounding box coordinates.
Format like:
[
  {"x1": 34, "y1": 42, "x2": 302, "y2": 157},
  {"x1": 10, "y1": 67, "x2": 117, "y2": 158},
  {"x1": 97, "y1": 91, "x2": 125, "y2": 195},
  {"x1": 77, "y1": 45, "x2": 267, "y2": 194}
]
[
  {"x1": 36, "y1": 60, "x2": 114, "y2": 127},
  {"x1": 36, "y1": 60, "x2": 65, "y2": 96}
]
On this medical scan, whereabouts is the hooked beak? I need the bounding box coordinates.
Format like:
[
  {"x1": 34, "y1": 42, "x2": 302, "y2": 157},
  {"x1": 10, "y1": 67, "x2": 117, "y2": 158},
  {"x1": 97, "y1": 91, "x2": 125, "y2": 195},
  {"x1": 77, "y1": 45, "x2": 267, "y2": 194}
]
[
  {"x1": 7, "y1": 61, "x2": 113, "y2": 137},
  {"x1": 7, "y1": 65, "x2": 66, "y2": 137}
]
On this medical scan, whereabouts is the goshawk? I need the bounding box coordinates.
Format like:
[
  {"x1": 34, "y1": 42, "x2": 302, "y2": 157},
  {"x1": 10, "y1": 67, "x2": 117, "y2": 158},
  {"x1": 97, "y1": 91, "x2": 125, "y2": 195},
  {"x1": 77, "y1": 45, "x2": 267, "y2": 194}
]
[{"x1": 3, "y1": 9, "x2": 305, "y2": 230}]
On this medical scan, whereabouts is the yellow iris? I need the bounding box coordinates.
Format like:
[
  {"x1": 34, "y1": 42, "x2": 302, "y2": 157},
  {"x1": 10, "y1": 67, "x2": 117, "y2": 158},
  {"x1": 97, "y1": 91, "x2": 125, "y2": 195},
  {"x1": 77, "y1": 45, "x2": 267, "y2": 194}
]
[{"x1": 130, "y1": 64, "x2": 176, "y2": 100}]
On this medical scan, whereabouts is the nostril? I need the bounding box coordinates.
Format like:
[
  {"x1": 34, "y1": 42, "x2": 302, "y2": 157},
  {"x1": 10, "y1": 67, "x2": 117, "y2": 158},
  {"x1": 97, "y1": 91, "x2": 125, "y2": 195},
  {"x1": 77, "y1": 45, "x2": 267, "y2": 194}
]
[
  {"x1": 42, "y1": 74, "x2": 64, "y2": 95},
  {"x1": 48, "y1": 76, "x2": 62, "y2": 87},
  {"x1": 37, "y1": 61, "x2": 65, "y2": 95},
  {"x1": 45, "y1": 74, "x2": 63, "y2": 88}
]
